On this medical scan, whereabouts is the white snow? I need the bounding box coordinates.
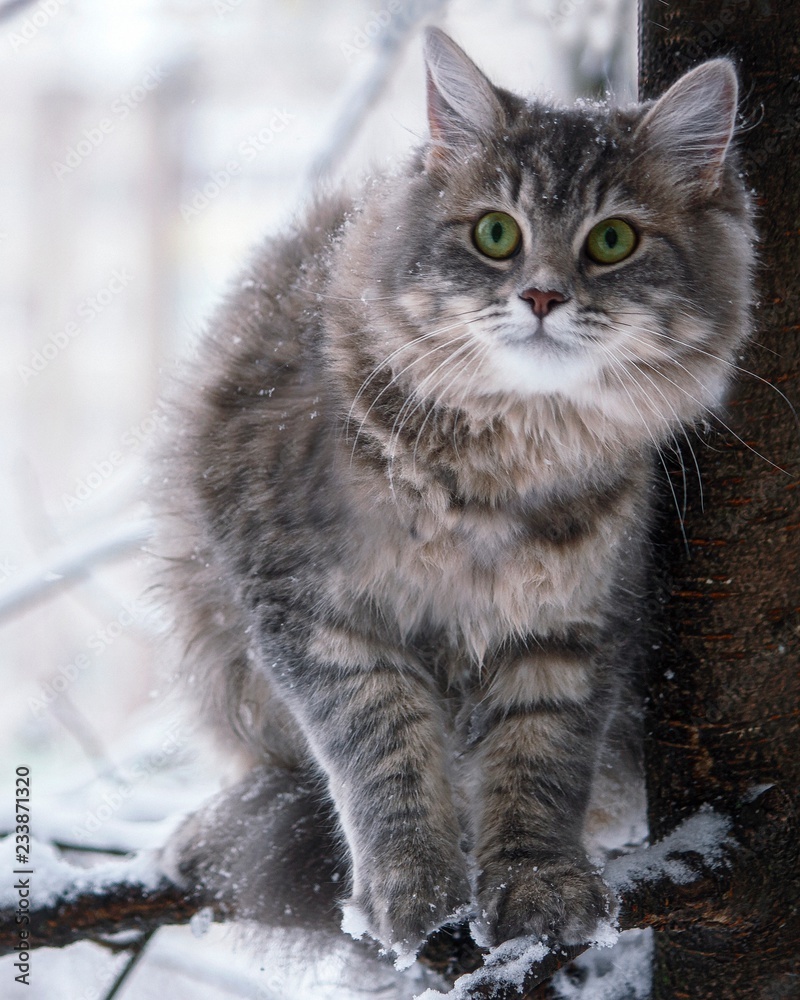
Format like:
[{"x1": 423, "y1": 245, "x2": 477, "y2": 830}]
[
  {"x1": 551, "y1": 928, "x2": 654, "y2": 1000},
  {"x1": 414, "y1": 934, "x2": 551, "y2": 999},
  {"x1": 587, "y1": 920, "x2": 620, "y2": 950},
  {"x1": 393, "y1": 943, "x2": 420, "y2": 972},
  {"x1": 189, "y1": 905, "x2": 215, "y2": 939},
  {"x1": 340, "y1": 899, "x2": 370, "y2": 941},
  {"x1": 605, "y1": 806, "x2": 732, "y2": 894},
  {"x1": 0, "y1": 836, "x2": 164, "y2": 909}
]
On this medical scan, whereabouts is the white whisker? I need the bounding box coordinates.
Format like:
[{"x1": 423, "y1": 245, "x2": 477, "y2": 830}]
[
  {"x1": 609, "y1": 338, "x2": 701, "y2": 516},
  {"x1": 386, "y1": 336, "x2": 480, "y2": 484},
  {"x1": 594, "y1": 340, "x2": 690, "y2": 549},
  {"x1": 410, "y1": 341, "x2": 488, "y2": 478},
  {"x1": 613, "y1": 313, "x2": 800, "y2": 440},
  {"x1": 640, "y1": 350, "x2": 788, "y2": 474},
  {"x1": 347, "y1": 317, "x2": 480, "y2": 462},
  {"x1": 452, "y1": 343, "x2": 492, "y2": 461},
  {"x1": 346, "y1": 307, "x2": 484, "y2": 433}
]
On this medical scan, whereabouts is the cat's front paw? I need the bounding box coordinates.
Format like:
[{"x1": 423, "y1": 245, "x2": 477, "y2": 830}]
[
  {"x1": 476, "y1": 854, "x2": 613, "y2": 947},
  {"x1": 344, "y1": 851, "x2": 472, "y2": 962}
]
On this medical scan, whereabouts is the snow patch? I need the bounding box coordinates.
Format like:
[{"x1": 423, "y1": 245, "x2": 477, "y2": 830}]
[
  {"x1": 551, "y1": 928, "x2": 654, "y2": 999},
  {"x1": 743, "y1": 782, "x2": 774, "y2": 803},
  {"x1": 481, "y1": 935, "x2": 551, "y2": 982},
  {"x1": 468, "y1": 917, "x2": 492, "y2": 949},
  {"x1": 340, "y1": 900, "x2": 369, "y2": 941},
  {"x1": 588, "y1": 919, "x2": 619, "y2": 950},
  {"x1": 415, "y1": 934, "x2": 551, "y2": 999},
  {"x1": 393, "y1": 942, "x2": 419, "y2": 972},
  {"x1": 189, "y1": 905, "x2": 215, "y2": 938},
  {"x1": 605, "y1": 806, "x2": 732, "y2": 894},
  {"x1": 0, "y1": 836, "x2": 164, "y2": 909}
]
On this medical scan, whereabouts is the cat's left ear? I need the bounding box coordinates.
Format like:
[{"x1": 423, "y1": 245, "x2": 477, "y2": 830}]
[
  {"x1": 635, "y1": 59, "x2": 739, "y2": 193},
  {"x1": 423, "y1": 28, "x2": 504, "y2": 169}
]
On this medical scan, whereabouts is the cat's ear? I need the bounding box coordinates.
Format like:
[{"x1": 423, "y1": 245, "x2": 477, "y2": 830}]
[
  {"x1": 423, "y1": 28, "x2": 504, "y2": 168},
  {"x1": 635, "y1": 59, "x2": 738, "y2": 193}
]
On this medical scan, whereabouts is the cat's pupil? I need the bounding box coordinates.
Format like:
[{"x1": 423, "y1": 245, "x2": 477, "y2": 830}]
[
  {"x1": 491, "y1": 221, "x2": 503, "y2": 243},
  {"x1": 604, "y1": 227, "x2": 618, "y2": 248}
]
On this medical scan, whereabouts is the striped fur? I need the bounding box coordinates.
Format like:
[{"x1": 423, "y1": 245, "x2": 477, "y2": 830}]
[{"x1": 159, "y1": 30, "x2": 754, "y2": 959}]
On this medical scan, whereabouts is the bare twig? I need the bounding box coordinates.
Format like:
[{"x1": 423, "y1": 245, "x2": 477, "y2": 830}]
[
  {"x1": 101, "y1": 928, "x2": 156, "y2": 1000},
  {"x1": 0, "y1": 519, "x2": 152, "y2": 623},
  {"x1": 306, "y1": 0, "x2": 448, "y2": 187},
  {"x1": 13, "y1": 454, "x2": 157, "y2": 640},
  {"x1": 0, "y1": 0, "x2": 38, "y2": 22}
]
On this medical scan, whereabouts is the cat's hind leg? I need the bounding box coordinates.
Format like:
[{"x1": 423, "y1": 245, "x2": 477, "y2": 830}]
[{"x1": 161, "y1": 763, "x2": 347, "y2": 933}]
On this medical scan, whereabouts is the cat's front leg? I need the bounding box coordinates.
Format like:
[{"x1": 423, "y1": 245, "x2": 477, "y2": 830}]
[
  {"x1": 470, "y1": 645, "x2": 614, "y2": 946},
  {"x1": 281, "y1": 628, "x2": 471, "y2": 957}
]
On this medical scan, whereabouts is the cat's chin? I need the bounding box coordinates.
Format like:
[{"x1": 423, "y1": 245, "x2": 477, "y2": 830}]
[{"x1": 477, "y1": 340, "x2": 599, "y2": 401}]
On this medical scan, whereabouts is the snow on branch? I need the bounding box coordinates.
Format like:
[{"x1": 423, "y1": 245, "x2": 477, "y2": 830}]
[
  {"x1": 0, "y1": 810, "x2": 735, "y2": 994},
  {"x1": 0, "y1": 838, "x2": 220, "y2": 957},
  {"x1": 420, "y1": 809, "x2": 734, "y2": 998}
]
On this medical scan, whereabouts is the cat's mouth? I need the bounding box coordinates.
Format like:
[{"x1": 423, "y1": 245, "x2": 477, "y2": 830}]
[{"x1": 500, "y1": 319, "x2": 576, "y2": 353}]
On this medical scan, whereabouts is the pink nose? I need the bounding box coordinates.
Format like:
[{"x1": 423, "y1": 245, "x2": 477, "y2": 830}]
[{"x1": 520, "y1": 288, "x2": 568, "y2": 319}]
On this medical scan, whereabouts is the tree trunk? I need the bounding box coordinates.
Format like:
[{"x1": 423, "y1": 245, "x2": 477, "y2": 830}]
[{"x1": 639, "y1": 2, "x2": 800, "y2": 997}]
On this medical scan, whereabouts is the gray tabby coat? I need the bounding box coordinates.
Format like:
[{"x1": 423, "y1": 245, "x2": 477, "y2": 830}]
[{"x1": 160, "y1": 29, "x2": 753, "y2": 962}]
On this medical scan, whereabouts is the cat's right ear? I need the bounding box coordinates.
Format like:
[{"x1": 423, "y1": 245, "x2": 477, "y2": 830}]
[
  {"x1": 635, "y1": 59, "x2": 739, "y2": 194},
  {"x1": 423, "y1": 28, "x2": 504, "y2": 170}
]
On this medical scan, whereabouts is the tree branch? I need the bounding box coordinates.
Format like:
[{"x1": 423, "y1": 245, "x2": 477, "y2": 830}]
[
  {"x1": 0, "y1": 519, "x2": 152, "y2": 623},
  {"x1": 1, "y1": 809, "x2": 736, "y2": 995},
  {"x1": 21, "y1": 877, "x2": 213, "y2": 954},
  {"x1": 0, "y1": 0, "x2": 38, "y2": 22},
  {"x1": 305, "y1": 0, "x2": 448, "y2": 187}
]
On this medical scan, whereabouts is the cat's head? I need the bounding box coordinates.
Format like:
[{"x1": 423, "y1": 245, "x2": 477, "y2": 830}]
[{"x1": 346, "y1": 29, "x2": 754, "y2": 448}]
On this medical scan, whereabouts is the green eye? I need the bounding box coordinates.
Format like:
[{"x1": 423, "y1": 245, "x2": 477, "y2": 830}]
[
  {"x1": 473, "y1": 211, "x2": 521, "y2": 259},
  {"x1": 586, "y1": 218, "x2": 637, "y2": 264}
]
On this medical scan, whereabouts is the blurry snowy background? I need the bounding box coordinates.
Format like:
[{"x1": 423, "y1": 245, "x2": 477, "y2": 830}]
[{"x1": 0, "y1": 1, "x2": 637, "y2": 997}]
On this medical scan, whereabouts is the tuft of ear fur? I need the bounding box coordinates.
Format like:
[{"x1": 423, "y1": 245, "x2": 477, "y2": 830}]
[
  {"x1": 636, "y1": 59, "x2": 739, "y2": 193},
  {"x1": 423, "y1": 27, "x2": 504, "y2": 168}
]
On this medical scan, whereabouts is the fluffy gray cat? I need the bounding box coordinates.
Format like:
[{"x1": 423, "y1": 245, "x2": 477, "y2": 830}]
[{"x1": 159, "y1": 28, "x2": 753, "y2": 966}]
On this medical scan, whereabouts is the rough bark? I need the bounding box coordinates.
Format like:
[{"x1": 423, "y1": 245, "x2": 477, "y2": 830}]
[{"x1": 639, "y1": 2, "x2": 800, "y2": 997}]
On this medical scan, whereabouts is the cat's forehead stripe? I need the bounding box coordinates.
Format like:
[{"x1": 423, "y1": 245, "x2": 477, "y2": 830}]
[{"x1": 495, "y1": 107, "x2": 623, "y2": 215}]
